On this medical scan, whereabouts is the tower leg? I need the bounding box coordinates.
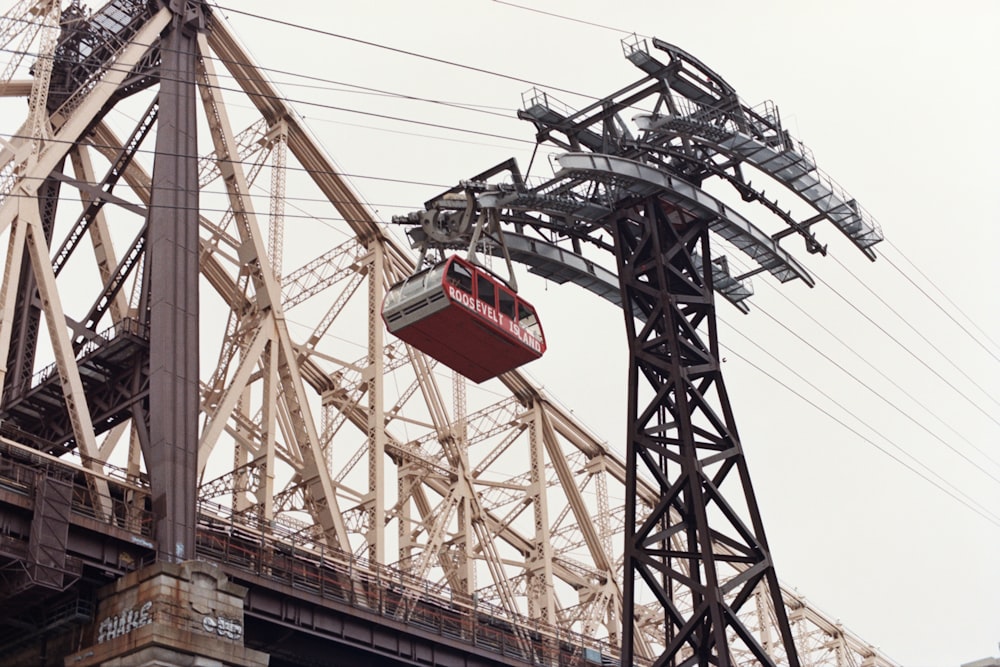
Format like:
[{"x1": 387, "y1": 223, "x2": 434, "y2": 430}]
[{"x1": 614, "y1": 197, "x2": 799, "y2": 667}]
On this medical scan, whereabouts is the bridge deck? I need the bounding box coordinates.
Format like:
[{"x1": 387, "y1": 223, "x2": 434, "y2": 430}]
[{"x1": 0, "y1": 445, "x2": 617, "y2": 667}]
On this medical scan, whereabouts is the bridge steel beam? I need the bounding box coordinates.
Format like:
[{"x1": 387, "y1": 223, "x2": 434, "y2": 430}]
[{"x1": 144, "y1": 1, "x2": 206, "y2": 563}]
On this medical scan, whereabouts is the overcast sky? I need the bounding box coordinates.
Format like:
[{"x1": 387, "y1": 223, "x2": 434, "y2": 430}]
[
  {"x1": 209, "y1": 2, "x2": 1000, "y2": 664},
  {"x1": 2, "y1": 0, "x2": 994, "y2": 663}
]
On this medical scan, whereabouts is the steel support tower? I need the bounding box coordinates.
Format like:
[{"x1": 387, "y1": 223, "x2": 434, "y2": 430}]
[
  {"x1": 404, "y1": 36, "x2": 882, "y2": 666},
  {"x1": 612, "y1": 204, "x2": 797, "y2": 666},
  {"x1": 145, "y1": 0, "x2": 203, "y2": 563}
]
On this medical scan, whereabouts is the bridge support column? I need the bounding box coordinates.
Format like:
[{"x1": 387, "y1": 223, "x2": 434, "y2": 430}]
[{"x1": 65, "y1": 561, "x2": 268, "y2": 667}]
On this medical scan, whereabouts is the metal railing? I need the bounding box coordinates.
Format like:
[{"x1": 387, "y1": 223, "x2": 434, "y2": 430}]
[
  {"x1": 0, "y1": 439, "x2": 153, "y2": 537},
  {"x1": 195, "y1": 505, "x2": 625, "y2": 667},
  {"x1": 18, "y1": 317, "x2": 148, "y2": 395},
  {"x1": 0, "y1": 448, "x2": 623, "y2": 665}
]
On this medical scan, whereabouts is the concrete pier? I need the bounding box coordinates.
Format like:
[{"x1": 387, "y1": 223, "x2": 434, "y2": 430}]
[{"x1": 65, "y1": 561, "x2": 268, "y2": 667}]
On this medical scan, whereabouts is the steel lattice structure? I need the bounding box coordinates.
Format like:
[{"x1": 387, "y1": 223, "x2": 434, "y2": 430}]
[
  {"x1": 399, "y1": 169, "x2": 810, "y2": 666},
  {"x1": 395, "y1": 36, "x2": 883, "y2": 667},
  {"x1": 0, "y1": 2, "x2": 895, "y2": 666},
  {"x1": 613, "y1": 206, "x2": 797, "y2": 666}
]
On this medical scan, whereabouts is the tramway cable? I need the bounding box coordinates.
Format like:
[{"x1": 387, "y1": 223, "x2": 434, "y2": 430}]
[
  {"x1": 490, "y1": 0, "x2": 645, "y2": 38},
  {"x1": 754, "y1": 279, "x2": 1000, "y2": 470},
  {"x1": 212, "y1": 4, "x2": 602, "y2": 102},
  {"x1": 483, "y1": 0, "x2": 1000, "y2": 398},
  {"x1": 744, "y1": 303, "x2": 1000, "y2": 486},
  {"x1": 203, "y1": 7, "x2": 1000, "y2": 387},
  {"x1": 0, "y1": 45, "x2": 536, "y2": 145},
  {"x1": 0, "y1": 33, "x2": 522, "y2": 121},
  {"x1": 883, "y1": 241, "x2": 1000, "y2": 360},
  {"x1": 812, "y1": 271, "x2": 1000, "y2": 430},
  {"x1": 831, "y1": 254, "x2": 1000, "y2": 412},
  {"x1": 719, "y1": 331, "x2": 1000, "y2": 529}
]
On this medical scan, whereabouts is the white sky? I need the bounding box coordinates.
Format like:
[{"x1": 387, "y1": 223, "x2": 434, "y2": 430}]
[
  {"x1": 212, "y1": 1, "x2": 1000, "y2": 665},
  {"x1": 2, "y1": 0, "x2": 995, "y2": 664}
]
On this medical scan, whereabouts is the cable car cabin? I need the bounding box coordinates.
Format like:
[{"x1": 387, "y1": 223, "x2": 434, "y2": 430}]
[{"x1": 382, "y1": 256, "x2": 546, "y2": 383}]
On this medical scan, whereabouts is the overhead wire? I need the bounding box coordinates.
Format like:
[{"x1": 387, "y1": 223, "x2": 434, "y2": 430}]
[
  {"x1": 718, "y1": 330, "x2": 1000, "y2": 529},
  {"x1": 741, "y1": 300, "x2": 1000, "y2": 491},
  {"x1": 831, "y1": 254, "x2": 1000, "y2": 413},
  {"x1": 483, "y1": 0, "x2": 1000, "y2": 379},
  {"x1": 4, "y1": 15, "x2": 990, "y2": 400},
  {"x1": 76, "y1": 9, "x2": 1000, "y2": 390},
  {"x1": 810, "y1": 266, "x2": 1000, "y2": 430},
  {"x1": 490, "y1": 0, "x2": 647, "y2": 38},
  {"x1": 2, "y1": 51, "x2": 989, "y2": 426},
  {"x1": 0, "y1": 41, "x2": 535, "y2": 144},
  {"x1": 0, "y1": 42, "x2": 482, "y2": 244},
  {"x1": 754, "y1": 278, "x2": 1000, "y2": 470},
  {"x1": 882, "y1": 240, "x2": 1000, "y2": 359},
  {"x1": 210, "y1": 4, "x2": 602, "y2": 102},
  {"x1": 0, "y1": 12, "x2": 549, "y2": 184},
  {"x1": 0, "y1": 23, "x2": 515, "y2": 121},
  {"x1": 0, "y1": 31, "x2": 533, "y2": 235}
]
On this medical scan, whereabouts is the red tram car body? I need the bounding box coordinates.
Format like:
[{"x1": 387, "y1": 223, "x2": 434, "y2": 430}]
[{"x1": 382, "y1": 256, "x2": 546, "y2": 383}]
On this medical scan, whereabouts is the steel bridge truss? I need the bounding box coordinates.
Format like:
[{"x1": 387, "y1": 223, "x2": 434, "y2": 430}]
[{"x1": 0, "y1": 2, "x2": 893, "y2": 667}]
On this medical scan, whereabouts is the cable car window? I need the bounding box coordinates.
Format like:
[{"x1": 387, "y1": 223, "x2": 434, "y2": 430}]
[
  {"x1": 498, "y1": 289, "x2": 516, "y2": 321},
  {"x1": 477, "y1": 274, "x2": 495, "y2": 307},
  {"x1": 446, "y1": 262, "x2": 473, "y2": 293},
  {"x1": 416, "y1": 264, "x2": 445, "y2": 293},
  {"x1": 386, "y1": 270, "x2": 423, "y2": 308},
  {"x1": 518, "y1": 303, "x2": 540, "y2": 338},
  {"x1": 383, "y1": 285, "x2": 402, "y2": 309},
  {"x1": 400, "y1": 276, "x2": 423, "y2": 300}
]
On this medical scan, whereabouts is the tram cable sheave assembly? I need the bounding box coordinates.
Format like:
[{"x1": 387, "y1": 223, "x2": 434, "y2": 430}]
[{"x1": 388, "y1": 36, "x2": 883, "y2": 667}]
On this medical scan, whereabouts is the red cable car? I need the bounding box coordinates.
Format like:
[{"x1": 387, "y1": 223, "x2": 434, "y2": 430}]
[{"x1": 382, "y1": 255, "x2": 546, "y2": 383}]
